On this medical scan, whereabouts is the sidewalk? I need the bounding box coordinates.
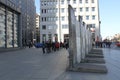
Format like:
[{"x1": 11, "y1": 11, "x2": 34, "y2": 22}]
[{"x1": 0, "y1": 48, "x2": 120, "y2": 80}]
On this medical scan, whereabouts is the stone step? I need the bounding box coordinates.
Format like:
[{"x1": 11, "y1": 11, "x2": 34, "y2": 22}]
[
  {"x1": 68, "y1": 63, "x2": 108, "y2": 73},
  {"x1": 89, "y1": 51, "x2": 103, "y2": 55},
  {"x1": 86, "y1": 54, "x2": 104, "y2": 58},
  {"x1": 91, "y1": 49, "x2": 103, "y2": 53},
  {"x1": 81, "y1": 58, "x2": 105, "y2": 63}
]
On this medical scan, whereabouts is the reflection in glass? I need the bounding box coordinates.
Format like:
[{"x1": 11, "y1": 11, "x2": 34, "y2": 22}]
[
  {"x1": 7, "y1": 11, "x2": 13, "y2": 48},
  {"x1": 0, "y1": 8, "x2": 5, "y2": 48},
  {"x1": 0, "y1": 6, "x2": 19, "y2": 48},
  {"x1": 14, "y1": 14, "x2": 18, "y2": 47}
]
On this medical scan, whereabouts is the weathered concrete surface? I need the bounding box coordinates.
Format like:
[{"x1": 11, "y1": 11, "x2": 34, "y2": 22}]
[
  {"x1": 67, "y1": 48, "x2": 107, "y2": 73},
  {"x1": 86, "y1": 54, "x2": 104, "y2": 58},
  {"x1": 81, "y1": 58, "x2": 105, "y2": 63},
  {"x1": 68, "y1": 5, "x2": 92, "y2": 66},
  {"x1": 68, "y1": 63, "x2": 108, "y2": 73},
  {"x1": 91, "y1": 48, "x2": 103, "y2": 53}
]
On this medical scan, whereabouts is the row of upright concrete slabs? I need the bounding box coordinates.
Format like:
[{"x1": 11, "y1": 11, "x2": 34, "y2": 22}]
[{"x1": 68, "y1": 5, "x2": 107, "y2": 73}]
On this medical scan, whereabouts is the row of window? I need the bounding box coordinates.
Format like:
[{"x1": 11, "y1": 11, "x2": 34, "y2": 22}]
[
  {"x1": 63, "y1": 0, "x2": 95, "y2": 4},
  {"x1": 42, "y1": 24, "x2": 95, "y2": 30},
  {"x1": 42, "y1": 24, "x2": 95, "y2": 31},
  {"x1": 86, "y1": 15, "x2": 96, "y2": 20},
  {"x1": 42, "y1": 34, "x2": 58, "y2": 42},
  {"x1": 41, "y1": 7, "x2": 95, "y2": 14},
  {"x1": 87, "y1": 24, "x2": 96, "y2": 28},
  {"x1": 41, "y1": 15, "x2": 96, "y2": 22},
  {"x1": 42, "y1": 24, "x2": 68, "y2": 30},
  {"x1": 41, "y1": 0, "x2": 57, "y2": 6},
  {"x1": 42, "y1": 25, "x2": 58, "y2": 30},
  {"x1": 41, "y1": 17, "x2": 58, "y2": 22},
  {"x1": 41, "y1": 0, "x2": 95, "y2": 6},
  {"x1": 41, "y1": 17, "x2": 65, "y2": 22},
  {"x1": 41, "y1": 8, "x2": 57, "y2": 13}
]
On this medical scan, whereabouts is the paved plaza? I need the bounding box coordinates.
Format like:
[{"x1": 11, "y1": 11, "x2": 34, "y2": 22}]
[{"x1": 0, "y1": 47, "x2": 120, "y2": 80}]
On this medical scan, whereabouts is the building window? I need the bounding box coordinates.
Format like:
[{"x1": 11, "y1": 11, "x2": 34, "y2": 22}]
[
  {"x1": 80, "y1": 16, "x2": 83, "y2": 20},
  {"x1": 41, "y1": 9, "x2": 44, "y2": 13},
  {"x1": 53, "y1": 8, "x2": 57, "y2": 13},
  {"x1": 42, "y1": 34, "x2": 46, "y2": 41},
  {"x1": 86, "y1": 0, "x2": 88, "y2": 3},
  {"x1": 73, "y1": 0, "x2": 76, "y2": 4},
  {"x1": 74, "y1": 8, "x2": 76, "y2": 12},
  {"x1": 86, "y1": 7, "x2": 89, "y2": 12},
  {"x1": 92, "y1": 15, "x2": 95, "y2": 20},
  {"x1": 61, "y1": 0, "x2": 64, "y2": 4},
  {"x1": 62, "y1": 24, "x2": 68, "y2": 29},
  {"x1": 41, "y1": 1, "x2": 44, "y2": 6},
  {"x1": 92, "y1": 7, "x2": 95, "y2": 11},
  {"x1": 61, "y1": 16, "x2": 65, "y2": 21},
  {"x1": 79, "y1": 0, "x2": 82, "y2": 3},
  {"x1": 92, "y1": 24, "x2": 95, "y2": 28},
  {"x1": 42, "y1": 25, "x2": 46, "y2": 30},
  {"x1": 80, "y1": 7, "x2": 83, "y2": 12},
  {"x1": 44, "y1": 17, "x2": 46, "y2": 21},
  {"x1": 44, "y1": 9, "x2": 46, "y2": 13},
  {"x1": 61, "y1": 8, "x2": 64, "y2": 13},
  {"x1": 48, "y1": 26, "x2": 53, "y2": 29},
  {"x1": 48, "y1": 34, "x2": 52, "y2": 41},
  {"x1": 86, "y1": 15, "x2": 89, "y2": 20},
  {"x1": 67, "y1": 0, "x2": 70, "y2": 4},
  {"x1": 92, "y1": 0, "x2": 94, "y2": 3},
  {"x1": 42, "y1": 17, "x2": 43, "y2": 21}
]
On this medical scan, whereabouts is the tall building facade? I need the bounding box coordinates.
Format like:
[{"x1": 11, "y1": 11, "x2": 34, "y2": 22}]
[
  {"x1": 20, "y1": 0, "x2": 36, "y2": 46},
  {"x1": 36, "y1": 13, "x2": 40, "y2": 42},
  {"x1": 40, "y1": 0, "x2": 100, "y2": 42},
  {"x1": 0, "y1": 0, "x2": 36, "y2": 49}
]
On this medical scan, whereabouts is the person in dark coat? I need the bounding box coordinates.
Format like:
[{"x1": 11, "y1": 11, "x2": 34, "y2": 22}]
[{"x1": 42, "y1": 41, "x2": 46, "y2": 54}]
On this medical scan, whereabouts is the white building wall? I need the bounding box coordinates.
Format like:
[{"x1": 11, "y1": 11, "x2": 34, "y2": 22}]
[{"x1": 40, "y1": 0, "x2": 100, "y2": 42}]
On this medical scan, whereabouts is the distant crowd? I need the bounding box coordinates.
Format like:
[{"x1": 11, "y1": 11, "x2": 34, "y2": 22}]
[
  {"x1": 41, "y1": 40, "x2": 69, "y2": 54},
  {"x1": 94, "y1": 41, "x2": 112, "y2": 48}
]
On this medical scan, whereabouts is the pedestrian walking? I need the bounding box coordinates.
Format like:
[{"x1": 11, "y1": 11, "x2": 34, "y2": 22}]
[{"x1": 42, "y1": 41, "x2": 46, "y2": 54}]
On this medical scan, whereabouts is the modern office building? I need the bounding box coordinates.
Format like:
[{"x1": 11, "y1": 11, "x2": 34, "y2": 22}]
[
  {"x1": 40, "y1": 0, "x2": 101, "y2": 42},
  {"x1": 20, "y1": 0, "x2": 36, "y2": 46},
  {"x1": 0, "y1": 0, "x2": 36, "y2": 49},
  {"x1": 36, "y1": 13, "x2": 40, "y2": 42}
]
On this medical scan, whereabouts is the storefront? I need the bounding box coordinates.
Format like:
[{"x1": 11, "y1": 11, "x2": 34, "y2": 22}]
[{"x1": 0, "y1": 4, "x2": 20, "y2": 48}]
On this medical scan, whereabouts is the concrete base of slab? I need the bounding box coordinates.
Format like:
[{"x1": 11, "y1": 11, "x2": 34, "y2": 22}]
[
  {"x1": 67, "y1": 48, "x2": 108, "y2": 73},
  {"x1": 81, "y1": 58, "x2": 105, "y2": 63},
  {"x1": 91, "y1": 48, "x2": 103, "y2": 53},
  {"x1": 86, "y1": 54, "x2": 104, "y2": 58},
  {"x1": 67, "y1": 63, "x2": 108, "y2": 73},
  {"x1": 89, "y1": 52, "x2": 103, "y2": 55}
]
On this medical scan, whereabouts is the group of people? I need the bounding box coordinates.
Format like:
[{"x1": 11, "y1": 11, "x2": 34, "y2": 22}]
[
  {"x1": 42, "y1": 40, "x2": 69, "y2": 54},
  {"x1": 95, "y1": 41, "x2": 112, "y2": 48}
]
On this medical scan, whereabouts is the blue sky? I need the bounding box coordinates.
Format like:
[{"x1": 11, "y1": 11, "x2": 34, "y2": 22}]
[
  {"x1": 35, "y1": 0, "x2": 120, "y2": 39},
  {"x1": 35, "y1": 0, "x2": 40, "y2": 14},
  {"x1": 99, "y1": 0, "x2": 120, "y2": 39}
]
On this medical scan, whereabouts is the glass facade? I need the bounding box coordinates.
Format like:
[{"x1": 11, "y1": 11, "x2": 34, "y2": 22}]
[
  {"x1": 13, "y1": 14, "x2": 18, "y2": 47},
  {"x1": 7, "y1": 10, "x2": 13, "y2": 48},
  {"x1": 0, "y1": 6, "x2": 5, "y2": 48},
  {"x1": 0, "y1": 5, "x2": 19, "y2": 48}
]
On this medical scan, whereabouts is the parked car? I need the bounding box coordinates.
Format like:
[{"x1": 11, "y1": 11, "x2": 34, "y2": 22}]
[
  {"x1": 34, "y1": 43, "x2": 43, "y2": 48},
  {"x1": 116, "y1": 43, "x2": 120, "y2": 47}
]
